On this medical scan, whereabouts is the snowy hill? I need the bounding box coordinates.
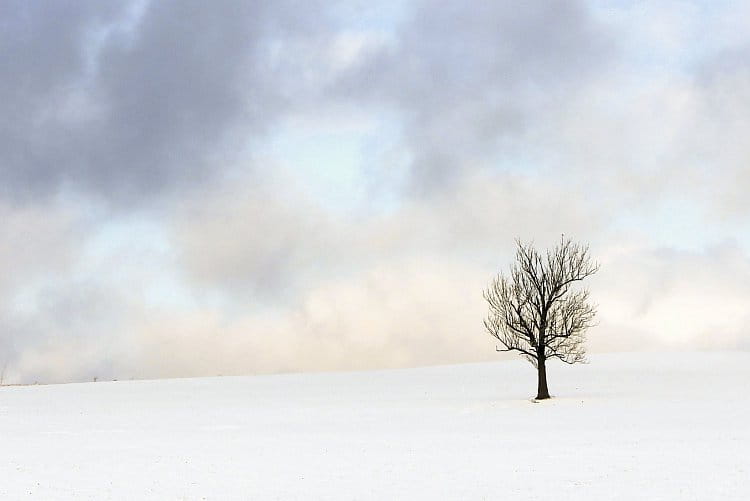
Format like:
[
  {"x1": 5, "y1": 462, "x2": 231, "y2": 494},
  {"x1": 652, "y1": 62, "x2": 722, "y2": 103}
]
[{"x1": 1, "y1": 352, "x2": 748, "y2": 500}]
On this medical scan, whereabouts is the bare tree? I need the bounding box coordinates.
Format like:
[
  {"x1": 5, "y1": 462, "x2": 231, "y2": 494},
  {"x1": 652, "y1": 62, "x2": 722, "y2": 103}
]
[{"x1": 483, "y1": 237, "x2": 599, "y2": 400}]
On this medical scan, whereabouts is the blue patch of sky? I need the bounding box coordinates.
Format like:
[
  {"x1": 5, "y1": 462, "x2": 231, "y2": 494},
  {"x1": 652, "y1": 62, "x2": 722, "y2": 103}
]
[
  {"x1": 264, "y1": 1, "x2": 413, "y2": 216},
  {"x1": 82, "y1": 216, "x2": 197, "y2": 310},
  {"x1": 331, "y1": 0, "x2": 412, "y2": 32},
  {"x1": 264, "y1": 108, "x2": 408, "y2": 216},
  {"x1": 590, "y1": 0, "x2": 743, "y2": 76},
  {"x1": 607, "y1": 197, "x2": 750, "y2": 252},
  {"x1": 265, "y1": 122, "x2": 367, "y2": 211}
]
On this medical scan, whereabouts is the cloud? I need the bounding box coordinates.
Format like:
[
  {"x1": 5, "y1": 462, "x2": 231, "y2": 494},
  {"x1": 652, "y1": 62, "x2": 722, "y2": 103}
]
[
  {"x1": 0, "y1": 200, "x2": 90, "y2": 374},
  {"x1": 334, "y1": 0, "x2": 614, "y2": 192},
  {"x1": 0, "y1": 0, "x2": 334, "y2": 204},
  {"x1": 591, "y1": 240, "x2": 750, "y2": 351},
  {"x1": 170, "y1": 166, "x2": 608, "y2": 305},
  {"x1": 8, "y1": 229, "x2": 749, "y2": 384},
  {"x1": 2, "y1": 1, "x2": 750, "y2": 384}
]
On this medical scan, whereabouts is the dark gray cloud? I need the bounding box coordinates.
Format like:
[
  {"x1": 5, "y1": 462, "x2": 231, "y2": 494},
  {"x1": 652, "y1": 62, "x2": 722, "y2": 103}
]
[
  {"x1": 335, "y1": 0, "x2": 614, "y2": 192},
  {"x1": 1, "y1": 0, "x2": 614, "y2": 202},
  {"x1": 0, "y1": 0, "x2": 331, "y2": 204},
  {"x1": 0, "y1": 1, "x2": 124, "y2": 199}
]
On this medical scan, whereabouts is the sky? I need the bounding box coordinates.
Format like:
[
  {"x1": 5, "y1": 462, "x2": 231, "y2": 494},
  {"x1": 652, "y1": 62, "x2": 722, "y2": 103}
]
[{"x1": 1, "y1": 0, "x2": 749, "y2": 384}]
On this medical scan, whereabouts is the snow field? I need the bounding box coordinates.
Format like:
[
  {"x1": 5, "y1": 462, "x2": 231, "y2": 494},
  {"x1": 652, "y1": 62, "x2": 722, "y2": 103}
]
[{"x1": 0, "y1": 352, "x2": 747, "y2": 499}]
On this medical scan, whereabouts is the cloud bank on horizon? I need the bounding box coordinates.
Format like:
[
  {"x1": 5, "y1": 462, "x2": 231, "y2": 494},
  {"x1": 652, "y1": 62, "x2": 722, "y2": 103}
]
[{"x1": 1, "y1": 0, "x2": 749, "y2": 383}]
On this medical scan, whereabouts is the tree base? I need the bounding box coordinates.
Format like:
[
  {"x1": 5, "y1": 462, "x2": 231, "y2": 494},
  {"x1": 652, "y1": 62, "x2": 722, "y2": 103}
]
[{"x1": 531, "y1": 395, "x2": 552, "y2": 403}]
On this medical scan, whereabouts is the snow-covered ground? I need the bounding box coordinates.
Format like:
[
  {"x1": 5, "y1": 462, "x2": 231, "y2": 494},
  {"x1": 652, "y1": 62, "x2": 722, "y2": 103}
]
[{"x1": 1, "y1": 352, "x2": 747, "y2": 500}]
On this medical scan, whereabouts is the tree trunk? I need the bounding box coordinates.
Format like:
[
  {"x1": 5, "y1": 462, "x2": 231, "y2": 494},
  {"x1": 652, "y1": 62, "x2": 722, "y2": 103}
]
[{"x1": 536, "y1": 358, "x2": 550, "y2": 400}]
